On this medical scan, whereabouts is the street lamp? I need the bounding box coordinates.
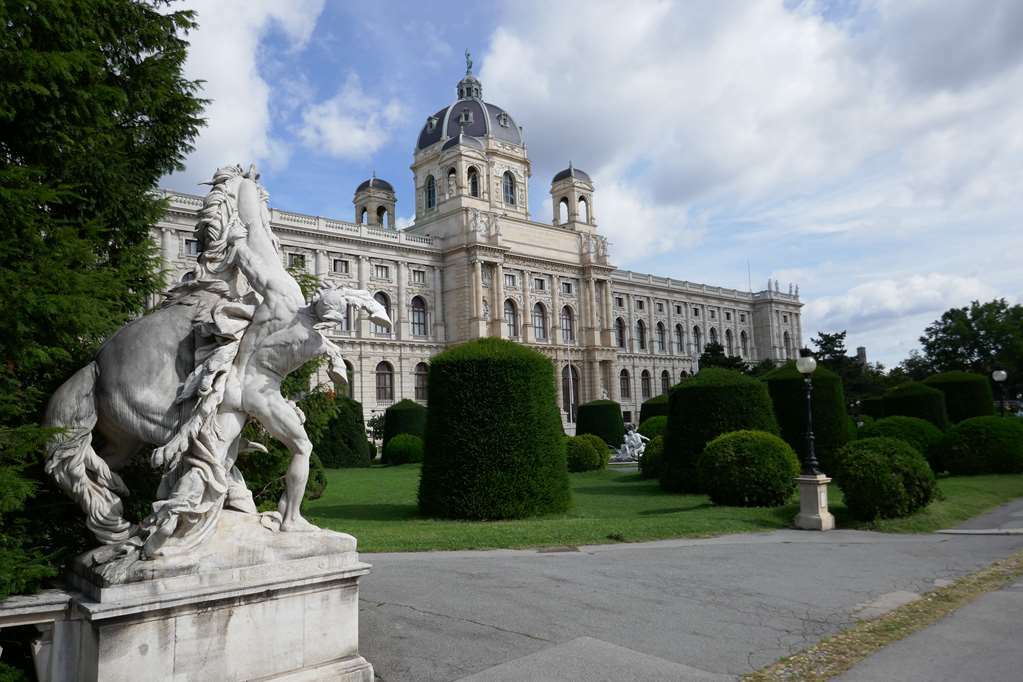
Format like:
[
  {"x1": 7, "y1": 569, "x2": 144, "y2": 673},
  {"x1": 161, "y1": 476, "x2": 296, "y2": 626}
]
[
  {"x1": 795, "y1": 350, "x2": 821, "y2": 476},
  {"x1": 992, "y1": 370, "x2": 1008, "y2": 416}
]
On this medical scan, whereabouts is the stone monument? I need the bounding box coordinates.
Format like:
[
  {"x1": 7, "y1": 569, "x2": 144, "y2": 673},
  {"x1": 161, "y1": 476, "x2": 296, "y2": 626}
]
[
  {"x1": 611, "y1": 424, "x2": 649, "y2": 463},
  {"x1": 31, "y1": 165, "x2": 382, "y2": 681}
]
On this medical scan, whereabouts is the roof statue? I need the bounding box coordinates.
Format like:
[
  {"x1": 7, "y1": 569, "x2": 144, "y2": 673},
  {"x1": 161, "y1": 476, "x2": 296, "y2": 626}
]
[{"x1": 465, "y1": 48, "x2": 472, "y2": 74}]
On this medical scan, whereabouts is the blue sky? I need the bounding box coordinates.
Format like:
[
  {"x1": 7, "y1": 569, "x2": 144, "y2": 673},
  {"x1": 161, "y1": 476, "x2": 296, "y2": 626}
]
[{"x1": 164, "y1": 0, "x2": 1023, "y2": 368}]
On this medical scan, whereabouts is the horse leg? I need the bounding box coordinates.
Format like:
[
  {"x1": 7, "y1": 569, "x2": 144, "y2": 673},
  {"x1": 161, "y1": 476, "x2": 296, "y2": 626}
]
[{"x1": 249, "y1": 394, "x2": 317, "y2": 532}]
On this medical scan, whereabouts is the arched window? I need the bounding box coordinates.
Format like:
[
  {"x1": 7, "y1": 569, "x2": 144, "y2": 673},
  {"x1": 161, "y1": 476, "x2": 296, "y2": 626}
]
[
  {"x1": 377, "y1": 206, "x2": 388, "y2": 226},
  {"x1": 468, "y1": 166, "x2": 480, "y2": 197},
  {"x1": 709, "y1": 327, "x2": 718, "y2": 346},
  {"x1": 373, "y1": 292, "x2": 391, "y2": 335},
  {"x1": 636, "y1": 319, "x2": 646, "y2": 350},
  {"x1": 359, "y1": 207, "x2": 368, "y2": 225},
  {"x1": 578, "y1": 196, "x2": 589, "y2": 223},
  {"x1": 560, "y1": 306, "x2": 575, "y2": 343},
  {"x1": 375, "y1": 361, "x2": 394, "y2": 402},
  {"x1": 675, "y1": 324, "x2": 684, "y2": 353},
  {"x1": 783, "y1": 331, "x2": 792, "y2": 359},
  {"x1": 559, "y1": 197, "x2": 569, "y2": 223},
  {"x1": 446, "y1": 167, "x2": 457, "y2": 198},
  {"x1": 414, "y1": 362, "x2": 429, "y2": 401},
  {"x1": 725, "y1": 329, "x2": 734, "y2": 356},
  {"x1": 740, "y1": 330, "x2": 749, "y2": 357},
  {"x1": 656, "y1": 322, "x2": 666, "y2": 352},
  {"x1": 532, "y1": 302, "x2": 548, "y2": 341},
  {"x1": 693, "y1": 326, "x2": 702, "y2": 352},
  {"x1": 616, "y1": 318, "x2": 627, "y2": 349},
  {"x1": 641, "y1": 370, "x2": 652, "y2": 399},
  {"x1": 562, "y1": 365, "x2": 580, "y2": 422},
  {"x1": 502, "y1": 171, "x2": 516, "y2": 206},
  {"x1": 411, "y1": 296, "x2": 428, "y2": 336},
  {"x1": 661, "y1": 370, "x2": 671, "y2": 394},
  {"x1": 425, "y1": 175, "x2": 436, "y2": 209},
  {"x1": 504, "y1": 299, "x2": 518, "y2": 338},
  {"x1": 619, "y1": 369, "x2": 631, "y2": 399}
]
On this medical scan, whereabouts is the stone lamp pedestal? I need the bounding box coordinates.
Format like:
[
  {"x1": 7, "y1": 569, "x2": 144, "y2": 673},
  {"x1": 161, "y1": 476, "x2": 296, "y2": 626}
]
[{"x1": 793, "y1": 474, "x2": 835, "y2": 531}]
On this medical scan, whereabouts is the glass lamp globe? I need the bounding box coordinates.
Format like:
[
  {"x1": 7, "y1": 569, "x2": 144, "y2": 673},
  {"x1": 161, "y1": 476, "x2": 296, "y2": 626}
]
[
  {"x1": 992, "y1": 370, "x2": 1008, "y2": 383},
  {"x1": 796, "y1": 355, "x2": 817, "y2": 375}
]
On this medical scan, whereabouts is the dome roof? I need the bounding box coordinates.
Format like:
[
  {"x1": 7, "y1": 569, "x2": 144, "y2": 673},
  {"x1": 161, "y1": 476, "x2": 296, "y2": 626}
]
[
  {"x1": 441, "y1": 133, "x2": 485, "y2": 152},
  {"x1": 356, "y1": 176, "x2": 394, "y2": 193},
  {"x1": 416, "y1": 67, "x2": 523, "y2": 151},
  {"x1": 552, "y1": 165, "x2": 591, "y2": 184}
]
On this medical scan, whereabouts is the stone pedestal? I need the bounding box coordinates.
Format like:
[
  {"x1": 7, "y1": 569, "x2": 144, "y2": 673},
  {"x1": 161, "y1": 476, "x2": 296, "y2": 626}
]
[{"x1": 793, "y1": 474, "x2": 835, "y2": 531}]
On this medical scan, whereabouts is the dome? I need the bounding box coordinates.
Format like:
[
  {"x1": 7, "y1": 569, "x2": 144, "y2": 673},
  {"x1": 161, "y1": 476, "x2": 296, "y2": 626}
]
[
  {"x1": 441, "y1": 133, "x2": 485, "y2": 152},
  {"x1": 552, "y1": 165, "x2": 591, "y2": 184},
  {"x1": 416, "y1": 67, "x2": 523, "y2": 151},
  {"x1": 356, "y1": 176, "x2": 394, "y2": 193}
]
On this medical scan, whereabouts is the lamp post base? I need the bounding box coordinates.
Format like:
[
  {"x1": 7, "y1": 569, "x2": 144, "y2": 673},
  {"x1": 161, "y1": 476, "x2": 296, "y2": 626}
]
[{"x1": 793, "y1": 474, "x2": 835, "y2": 531}]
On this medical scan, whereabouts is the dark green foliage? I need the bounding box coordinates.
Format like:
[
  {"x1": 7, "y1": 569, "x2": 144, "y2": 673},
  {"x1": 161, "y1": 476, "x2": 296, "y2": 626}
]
[
  {"x1": 698, "y1": 342, "x2": 749, "y2": 372},
  {"x1": 762, "y1": 362, "x2": 850, "y2": 475},
  {"x1": 638, "y1": 416, "x2": 668, "y2": 440},
  {"x1": 576, "y1": 433, "x2": 611, "y2": 463},
  {"x1": 368, "y1": 440, "x2": 378, "y2": 462},
  {"x1": 382, "y1": 399, "x2": 427, "y2": 453},
  {"x1": 923, "y1": 371, "x2": 995, "y2": 423},
  {"x1": 883, "y1": 383, "x2": 949, "y2": 431},
  {"x1": 639, "y1": 394, "x2": 669, "y2": 424},
  {"x1": 418, "y1": 339, "x2": 570, "y2": 519},
  {"x1": 639, "y1": 435, "x2": 664, "y2": 480},
  {"x1": 367, "y1": 413, "x2": 385, "y2": 441},
  {"x1": 932, "y1": 416, "x2": 1023, "y2": 475},
  {"x1": 575, "y1": 400, "x2": 626, "y2": 448},
  {"x1": 565, "y1": 435, "x2": 606, "y2": 472},
  {"x1": 847, "y1": 416, "x2": 858, "y2": 443},
  {"x1": 861, "y1": 396, "x2": 885, "y2": 419},
  {"x1": 384, "y1": 434, "x2": 424, "y2": 465},
  {"x1": 317, "y1": 397, "x2": 371, "y2": 468},
  {"x1": 859, "y1": 416, "x2": 943, "y2": 466},
  {"x1": 834, "y1": 438, "x2": 937, "y2": 520},
  {"x1": 661, "y1": 368, "x2": 779, "y2": 493},
  {"x1": 696, "y1": 431, "x2": 799, "y2": 507}
]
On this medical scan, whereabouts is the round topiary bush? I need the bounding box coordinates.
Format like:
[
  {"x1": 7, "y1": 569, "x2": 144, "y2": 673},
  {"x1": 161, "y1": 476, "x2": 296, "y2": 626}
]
[
  {"x1": 696, "y1": 430, "x2": 799, "y2": 507},
  {"x1": 662, "y1": 368, "x2": 780, "y2": 493},
  {"x1": 383, "y1": 433, "x2": 424, "y2": 465},
  {"x1": 575, "y1": 433, "x2": 611, "y2": 464},
  {"x1": 316, "y1": 397, "x2": 372, "y2": 468},
  {"x1": 639, "y1": 394, "x2": 669, "y2": 424},
  {"x1": 834, "y1": 437, "x2": 937, "y2": 520},
  {"x1": 638, "y1": 416, "x2": 667, "y2": 440},
  {"x1": 639, "y1": 435, "x2": 664, "y2": 480},
  {"x1": 575, "y1": 399, "x2": 625, "y2": 448},
  {"x1": 861, "y1": 396, "x2": 885, "y2": 420},
  {"x1": 932, "y1": 416, "x2": 1023, "y2": 475},
  {"x1": 762, "y1": 362, "x2": 849, "y2": 475},
  {"x1": 383, "y1": 398, "x2": 427, "y2": 452},
  {"x1": 923, "y1": 371, "x2": 995, "y2": 423},
  {"x1": 565, "y1": 435, "x2": 606, "y2": 472},
  {"x1": 417, "y1": 338, "x2": 571, "y2": 519},
  {"x1": 858, "y1": 416, "x2": 943, "y2": 466},
  {"x1": 882, "y1": 383, "x2": 949, "y2": 431}
]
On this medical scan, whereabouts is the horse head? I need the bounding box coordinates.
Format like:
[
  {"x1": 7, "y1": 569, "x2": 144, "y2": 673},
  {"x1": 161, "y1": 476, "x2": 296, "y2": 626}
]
[{"x1": 311, "y1": 282, "x2": 391, "y2": 329}]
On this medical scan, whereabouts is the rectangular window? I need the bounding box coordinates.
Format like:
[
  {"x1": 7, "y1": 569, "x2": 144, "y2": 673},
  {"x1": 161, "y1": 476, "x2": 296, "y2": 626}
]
[
  {"x1": 710, "y1": 310, "x2": 716, "y2": 319},
  {"x1": 184, "y1": 238, "x2": 201, "y2": 257},
  {"x1": 656, "y1": 302, "x2": 664, "y2": 313},
  {"x1": 332, "y1": 258, "x2": 349, "y2": 274},
  {"x1": 783, "y1": 314, "x2": 789, "y2": 323},
  {"x1": 534, "y1": 277, "x2": 546, "y2": 291},
  {"x1": 740, "y1": 313, "x2": 746, "y2": 323},
  {"x1": 374, "y1": 264, "x2": 390, "y2": 280},
  {"x1": 412, "y1": 269, "x2": 426, "y2": 284},
  {"x1": 726, "y1": 311, "x2": 732, "y2": 321},
  {"x1": 675, "y1": 305, "x2": 682, "y2": 315},
  {"x1": 693, "y1": 307, "x2": 700, "y2": 317},
  {"x1": 561, "y1": 281, "x2": 573, "y2": 295},
  {"x1": 637, "y1": 300, "x2": 645, "y2": 311},
  {"x1": 288, "y1": 253, "x2": 305, "y2": 269},
  {"x1": 505, "y1": 273, "x2": 517, "y2": 288},
  {"x1": 623, "y1": 410, "x2": 632, "y2": 424},
  {"x1": 615, "y1": 296, "x2": 624, "y2": 308}
]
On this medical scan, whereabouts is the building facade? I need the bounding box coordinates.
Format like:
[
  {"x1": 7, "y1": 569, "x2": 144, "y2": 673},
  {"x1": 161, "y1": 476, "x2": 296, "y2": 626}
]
[{"x1": 154, "y1": 65, "x2": 803, "y2": 428}]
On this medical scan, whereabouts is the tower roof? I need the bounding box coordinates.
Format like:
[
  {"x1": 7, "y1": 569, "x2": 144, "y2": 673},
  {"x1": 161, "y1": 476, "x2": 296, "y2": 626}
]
[
  {"x1": 552, "y1": 163, "x2": 591, "y2": 184},
  {"x1": 355, "y1": 176, "x2": 394, "y2": 193}
]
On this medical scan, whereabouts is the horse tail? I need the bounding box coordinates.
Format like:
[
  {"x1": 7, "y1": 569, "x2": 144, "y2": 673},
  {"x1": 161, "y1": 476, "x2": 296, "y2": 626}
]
[{"x1": 43, "y1": 362, "x2": 133, "y2": 543}]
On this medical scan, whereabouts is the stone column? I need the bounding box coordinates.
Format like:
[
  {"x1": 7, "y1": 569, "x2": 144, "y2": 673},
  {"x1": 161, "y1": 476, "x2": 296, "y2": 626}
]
[
  {"x1": 358, "y1": 256, "x2": 370, "y2": 338},
  {"x1": 160, "y1": 227, "x2": 175, "y2": 265},
  {"x1": 603, "y1": 279, "x2": 614, "y2": 346},
  {"x1": 551, "y1": 274, "x2": 561, "y2": 344},
  {"x1": 586, "y1": 276, "x2": 597, "y2": 345},
  {"x1": 315, "y1": 249, "x2": 328, "y2": 277},
  {"x1": 433, "y1": 266, "x2": 445, "y2": 341},
  {"x1": 472, "y1": 259, "x2": 484, "y2": 323},
  {"x1": 493, "y1": 262, "x2": 505, "y2": 338},
  {"x1": 521, "y1": 269, "x2": 532, "y2": 342},
  {"x1": 397, "y1": 261, "x2": 407, "y2": 340}
]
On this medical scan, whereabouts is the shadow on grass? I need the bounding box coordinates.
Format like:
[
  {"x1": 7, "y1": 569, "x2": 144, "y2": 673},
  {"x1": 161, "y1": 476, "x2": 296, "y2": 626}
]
[
  {"x1": 638, "y1": 502, "x2": 714, "y2": 515},
  {"x1": 572, "y1": 484, "x2": 669, "y2": 497},
  {"x1": 307, "y1": 503, "x2": 418, "y2": 522}
]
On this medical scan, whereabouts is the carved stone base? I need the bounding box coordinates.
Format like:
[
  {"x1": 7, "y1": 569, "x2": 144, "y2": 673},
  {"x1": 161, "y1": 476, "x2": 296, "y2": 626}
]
[{"x1": 793, "y1": 474, "x2": 836, "y2": 531}]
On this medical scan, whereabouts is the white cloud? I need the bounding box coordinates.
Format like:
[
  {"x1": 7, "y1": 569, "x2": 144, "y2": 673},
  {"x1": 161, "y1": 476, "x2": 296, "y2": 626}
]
[{"x1": 297, "y1": 74, "x2": 406, "y2": 160}]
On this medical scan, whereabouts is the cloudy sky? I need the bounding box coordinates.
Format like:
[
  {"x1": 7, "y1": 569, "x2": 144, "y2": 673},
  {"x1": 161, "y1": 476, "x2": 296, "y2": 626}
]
[{"x1": 162, "y1": 0, "x2": 1023, "y2": 368}]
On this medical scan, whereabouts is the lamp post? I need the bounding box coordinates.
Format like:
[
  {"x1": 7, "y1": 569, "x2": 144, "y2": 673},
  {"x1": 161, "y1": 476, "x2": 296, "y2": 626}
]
[
  {"x1": 795, "y1": 351, "x2": 821, "y2": 476},
  {"x1": 792, "y1": 348, "x2": 834, "y2": 531},
  {"x1": 992, "y1": 370, "x2": 1007, "y2": 416}
]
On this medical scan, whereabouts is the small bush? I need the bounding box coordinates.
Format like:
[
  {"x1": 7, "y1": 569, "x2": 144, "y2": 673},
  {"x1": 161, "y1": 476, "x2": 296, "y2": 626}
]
[
  {"x1": 923, "y1": 371, "x2": 995, "y2": 423},
  {"x1": 859, "y1": 416, "x2": 943, "y2": 466},
  {"x1": 883, "y1": 383, "x2": 949, "y2": 431},
  {"x1": 317, "y1": 397, "x2": 371, "y2": 468},
  {"x1": 639, "y1": 394, "x2": 669, "y2": 424},
  {"x1": 576, "y1": 433, "x2": 611, "y2": 463},
  {"x1": 575, "y1": 400, "x2": 626, "y2": 448},
  {"x1": 696, "y1": 430, "x2": 799, "y2": 507},
  {"x1": 565, "y1": 435, "x2": 606, "y2": 472},
  {"x1": 384, "y1": 433, "x2": 424, "y2": 465},
  {"x1": 932, "y1": 416, "x2": 1023, "y2": 475},
  {"x1": 662, "y1": 368, "x2": 779, "y2": 493},
  {"x1": 834, "y1": 437, "x2": 937, "y2": 520},
  {"x1": 638, "y1": 416, "x2": 668, "y2": 440},
  {"x1": 639, "y1": 435, "x2": 664, "y2": 479},
  {"x1": 383, "y1": 399, "x2": 427, "y2": 452}
]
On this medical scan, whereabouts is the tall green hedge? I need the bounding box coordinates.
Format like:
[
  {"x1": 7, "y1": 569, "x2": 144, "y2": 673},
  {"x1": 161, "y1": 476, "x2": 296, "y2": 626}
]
[
  {"x1": 932, "y1": 416, "x2": 1023, "y2": 475},
  {"x1": 861, "y1": 396, "x2": 885, "y2": 420},
  {"x1": 761, "y1": 362, "x2": 849, "y2": 475},
  {"x1": 317, "y1": 397, "x2": 371, "y2": 468},
  {"x1": 576, "y1": 399, "x2": 626, "y2": 448},
  {"x1": 883, "y1": 383, "x2": 949, "y2": 431},
  {"x1": 661, "y1": 368, "x2": 779, "y2": 493},
  {"x1": 923, "y1": 371, "x2": 995, "y2": 423},
  {"x1": 859, "y1": 416, "x2": 943, "y2": 466},
  {"x1": 639, "y1": 394, "x2": 669, "y2": 424},
  {"x1": 383, "y1": 399, "x2": 427, "y2": 450},
  {"x1": 417, "y1": 338, "x2": 570, "y2": 519}
]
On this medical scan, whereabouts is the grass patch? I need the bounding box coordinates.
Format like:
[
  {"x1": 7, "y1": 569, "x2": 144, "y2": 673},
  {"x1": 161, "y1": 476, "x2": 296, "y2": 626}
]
[{"x1": 744, "y1": 549, "x2": 1023, "y2": 681}]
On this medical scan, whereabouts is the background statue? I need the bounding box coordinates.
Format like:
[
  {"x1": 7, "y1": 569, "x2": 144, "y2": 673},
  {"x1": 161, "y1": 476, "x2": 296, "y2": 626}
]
[{"x1": 612, "y1": 424, "x2": 649, "y2": 462}]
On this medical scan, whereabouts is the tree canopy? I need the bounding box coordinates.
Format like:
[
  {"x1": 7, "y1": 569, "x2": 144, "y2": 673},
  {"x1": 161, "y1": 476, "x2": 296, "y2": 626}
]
[{"x1": 698, "y1": 341, "x2": 749, "y2": 373}]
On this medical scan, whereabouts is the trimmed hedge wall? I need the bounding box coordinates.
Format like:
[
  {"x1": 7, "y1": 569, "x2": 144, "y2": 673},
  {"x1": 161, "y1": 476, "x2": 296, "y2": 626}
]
[
  {"x1": 317, "y1": 397, "x2": 371, "y2": 468},
  {"x1": 923, "y1": 371, "x2": 995, "y2": 423},
  {"x1": 696, "y1": 430, "x2": 799, "y2": 507},
  {"x1": 858, "y1": 416, "x2": 943, "y2": 466},
  {"x1": 639, "y1": 435, "x2": 664, "y2": 480},
  {"x1": 384, "y1": 433, "x2": 424, "y2": 465},
  {"x1": 417, "y1": 338, "x2": 571, "y2": 519},
  {"x1": 882, "y1": 383, "x2": 949, "y2": 431},
  {"x1": 834, "y1": 437, "x2": 937, "y2": 520},
  {"x1": 383, "y1": 398, "x2": 427, "y2": 451},
  {"x1": 861, "y1": 396, "x2": 885, "y2": 420},
  {"x1": 932, "y1": 416, "x2": 1023, "y2": 475},
  {"x1": 576, "y1": 399, "x2": 626, "y2": 448},
  {"x1": 661, "y1": 368, "x2": 779, "y2": 493},
  {"x1": 639, "y1": 394, "x2": 669, "y2": 424},
  {"x1": 762, "y1": 362, "x2": 849, "y2": 475},
  {"x1": 565, "y1": 435, "x2": 607, "y2": 472},
  {"x1": 638, "y1": 416, "x2": 668, "y2": 441}
]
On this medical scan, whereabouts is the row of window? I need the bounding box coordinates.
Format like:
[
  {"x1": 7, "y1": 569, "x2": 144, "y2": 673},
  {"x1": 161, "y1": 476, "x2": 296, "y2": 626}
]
[
  {"x1": 372, "y1": 361, "x2": 429, "y2": 402},
  {"x1": 502, "y1": 300, "x2": 575, "y2": 342},
  {"x1": 618, "y1": 368, "x2": 686, "y2": 400},
  {"x1": 615, "y1": 319, "x2": 751, "y2": 356},
  {"x1": 425, "y1": 168, "x2": 516, "y2": 209},
  {"x1": 498, "y1": 273, "x2": 573, "y2": 295},
  {"x1": 613, "y1": 295, "x2": 749, "y2": 324}
]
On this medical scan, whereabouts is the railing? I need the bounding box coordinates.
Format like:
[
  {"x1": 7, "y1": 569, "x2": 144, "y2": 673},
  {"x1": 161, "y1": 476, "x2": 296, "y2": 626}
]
[{"x1": 610, "y1": 269, "x2": 799, "y2": 301}]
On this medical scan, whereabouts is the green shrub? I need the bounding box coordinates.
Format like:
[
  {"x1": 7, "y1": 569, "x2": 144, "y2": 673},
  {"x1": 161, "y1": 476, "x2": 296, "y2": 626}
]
[
  {"x1": 923, "y1": 371, "x2": 995, "y2": 423},
  {"x1": 575, "y1": 400, "x2": 625, "y2": 448},
  {"x1": 847, "y1": 416, "x2": 858, "y2": 442},
  {"x1": 639, "y1": 435, "x2": 664, "y2": 480},
  {"x1": 384, "y1": 433, "x2": 424, "y2": 465},
  {"x1": 861, "y1": 396, "x2": 885, "y2": 420},
  {"x1": 317, "y1": 397, "x2": 371, "y2": 468},
  {"x1": 762, "y1": 362, "x2": 849, "y2": 475},
  {"x1": 696, "y1": 430, "x2": 799, "y2": 507},
  {"x1": 857, "y1": 414, "x2": 875, "y2": 428},
  {"x1": 662, "y1": 368, "x2": 779, "y2": 493},
  {"x1": 859, "y1": 416, "x2": 943, "y2": 466},
  {"x1": 576, "y1": 433, "x2": 611, "y2": 463},
  {"x1": 638, "y1": 416, "x2": 668, "y2": 440},
  {"x1": 368, "y1": 440, "x2": 378, "y2": 462},
  {"x1": 834, "y1": 437, "x2": 937, "y2": 520},
  {"x1": 383, "y1": 399, "x2": 427, "y2": 452},
  {"x1": 565, "y1": 435, "x2": 606, "y2": 472},
  {"x1": 639, "y1": 394, "x2": 669, "y2": 424},
  {"x1": 932, "y1": 416, "x2": 1023, "y2": 475},
  {"x1": 883, "y1": 383, "x2": 949, "y2": 431},
  {"x1": 417, "y1": 338, "x2": 571, "y2": 519}
]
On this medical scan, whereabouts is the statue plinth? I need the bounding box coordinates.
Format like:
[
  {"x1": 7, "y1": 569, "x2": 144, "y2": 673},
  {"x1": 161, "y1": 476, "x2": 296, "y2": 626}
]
[{"x1": 793, "y1": 474, "x2": 835, "y2": 531}]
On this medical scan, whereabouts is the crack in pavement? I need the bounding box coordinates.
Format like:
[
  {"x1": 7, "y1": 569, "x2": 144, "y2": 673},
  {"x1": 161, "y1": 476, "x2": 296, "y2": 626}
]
[{"x1": 362, "y1": 598, "x2": 556, "y2": 644}]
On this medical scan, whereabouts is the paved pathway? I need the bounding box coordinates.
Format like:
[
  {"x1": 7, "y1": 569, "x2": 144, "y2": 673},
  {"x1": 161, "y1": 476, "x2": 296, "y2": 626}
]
[{"x1": 358, "y1": 501, "x2": 1023, "y2": 681}]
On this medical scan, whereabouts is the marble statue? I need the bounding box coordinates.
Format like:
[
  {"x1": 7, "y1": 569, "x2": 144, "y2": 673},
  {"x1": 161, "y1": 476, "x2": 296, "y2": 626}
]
[
  {"x1": 43, "y1": 164, "x2": 390, "y2": 566},
  {"x1": 612, "y1": 424, "x2": 649, "y2": 462}
]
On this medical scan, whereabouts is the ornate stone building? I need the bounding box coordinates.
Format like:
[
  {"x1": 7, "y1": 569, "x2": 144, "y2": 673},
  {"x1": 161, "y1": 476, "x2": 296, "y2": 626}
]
[{"x1": 154, "y1": 64, "x2": 803, "y2": 428}]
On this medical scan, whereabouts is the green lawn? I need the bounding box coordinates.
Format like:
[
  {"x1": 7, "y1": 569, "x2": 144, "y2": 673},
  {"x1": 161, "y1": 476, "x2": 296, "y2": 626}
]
[{"x1": 304, "y1": 466, "x2": 1023, "y2": 553}]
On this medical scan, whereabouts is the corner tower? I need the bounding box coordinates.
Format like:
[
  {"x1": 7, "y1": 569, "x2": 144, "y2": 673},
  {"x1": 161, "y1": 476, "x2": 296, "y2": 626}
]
[
  {"x1": 550, "y1": 163, "x2": 596, "y2": 233},
  {"x1": 353, "y1": 175, "x2": 396, "y2": 228}
]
